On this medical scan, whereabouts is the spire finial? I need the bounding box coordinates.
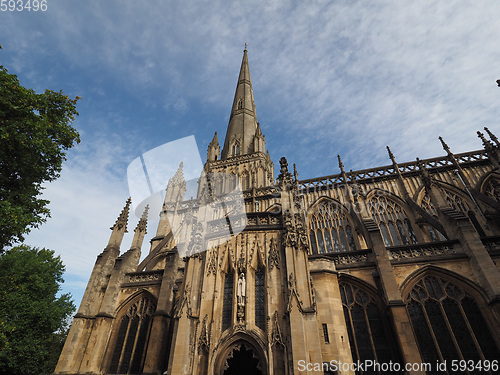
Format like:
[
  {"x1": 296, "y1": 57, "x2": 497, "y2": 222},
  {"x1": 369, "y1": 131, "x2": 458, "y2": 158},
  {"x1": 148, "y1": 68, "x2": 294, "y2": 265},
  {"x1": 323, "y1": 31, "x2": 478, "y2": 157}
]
[
  {"x1": 337, "y1": 155, "x2": 345, "y2": 173},
  {"x1": 485, "y1": 127, "x2": 500, "y2": 146},
  {"x1": 439, "y1": 136, "x2": 451, "y2": 154},
  {"x1": 477, "y1": 130, "x2": 488, "y2": 144},
  {"x1": 135, "y1": 205, "x2": 149, "y2": 233},
  {"x1": 244, "y1": 42, "x2": 248, "y2": 51},
  {"x1": 386, "y1": 146, "x2": 396, "y2": 163},
  {"x1": 111, "y1": 197, "x2": 131, "y2": 231}
]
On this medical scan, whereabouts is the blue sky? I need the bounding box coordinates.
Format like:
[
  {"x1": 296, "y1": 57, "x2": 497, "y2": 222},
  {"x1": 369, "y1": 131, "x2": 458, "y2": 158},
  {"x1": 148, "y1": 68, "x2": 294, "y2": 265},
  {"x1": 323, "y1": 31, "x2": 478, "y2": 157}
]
[{"x1": 2, "y1": 0, "x2": 500, "y2": 306}]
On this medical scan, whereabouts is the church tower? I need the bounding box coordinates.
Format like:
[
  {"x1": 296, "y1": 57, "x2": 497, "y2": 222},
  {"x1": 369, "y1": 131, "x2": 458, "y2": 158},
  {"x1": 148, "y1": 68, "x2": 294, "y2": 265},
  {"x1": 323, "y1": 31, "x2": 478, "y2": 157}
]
[{"x1": 55, "y1": 50, "x2": 500, "y2": 375}]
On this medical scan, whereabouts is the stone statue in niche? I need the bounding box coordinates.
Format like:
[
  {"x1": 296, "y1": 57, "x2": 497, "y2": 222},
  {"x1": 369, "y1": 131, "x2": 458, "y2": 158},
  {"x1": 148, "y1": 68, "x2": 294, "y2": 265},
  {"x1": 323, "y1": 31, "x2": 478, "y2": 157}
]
[{"x1": 237, "y1": 273, "x2": 246, "y2": 307}]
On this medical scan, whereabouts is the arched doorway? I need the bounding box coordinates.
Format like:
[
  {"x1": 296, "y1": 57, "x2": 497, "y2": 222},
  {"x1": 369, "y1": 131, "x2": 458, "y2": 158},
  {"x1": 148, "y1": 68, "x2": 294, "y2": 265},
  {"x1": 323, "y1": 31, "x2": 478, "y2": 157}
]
[{"x1": 221, "y1": 342, "x2": 264, "y2": 375}]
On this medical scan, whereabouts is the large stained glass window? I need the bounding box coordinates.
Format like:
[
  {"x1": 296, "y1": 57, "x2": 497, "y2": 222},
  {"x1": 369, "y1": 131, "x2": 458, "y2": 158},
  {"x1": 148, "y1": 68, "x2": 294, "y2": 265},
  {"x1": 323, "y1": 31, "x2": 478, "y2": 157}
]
[
  {"x1": 108, "y1": 296, "x2": 156, "y2": 374},
  {"x1": 309, "y1": 200, "x2": 356, "y2": 254},
  {"x1": 340, "y1": 282, "x2": 399, "y2": 374},
  {"x1": 406, "y1": 275, "x2": 500, "y2": 371},
  {"x1": 367, "y1": 195, "x2": 417, "y2": 247}
]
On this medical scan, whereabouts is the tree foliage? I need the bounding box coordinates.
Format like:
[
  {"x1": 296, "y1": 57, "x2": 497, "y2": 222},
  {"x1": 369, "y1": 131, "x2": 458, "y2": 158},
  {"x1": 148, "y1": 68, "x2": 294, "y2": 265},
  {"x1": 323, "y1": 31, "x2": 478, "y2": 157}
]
[
  {"x1": 0, "y1": 47, "x2": 80, "y2": 252},
  {"x1": 0, "y1": 245, "x2": 75, "y2": 375}
]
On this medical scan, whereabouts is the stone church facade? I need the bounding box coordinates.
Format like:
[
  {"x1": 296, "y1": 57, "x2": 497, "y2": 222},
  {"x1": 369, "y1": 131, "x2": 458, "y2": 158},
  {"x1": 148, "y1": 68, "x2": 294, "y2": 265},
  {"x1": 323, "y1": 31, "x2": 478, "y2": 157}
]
[{"x1": 55, "y1": 50, "x2": 500, "y2": 375}]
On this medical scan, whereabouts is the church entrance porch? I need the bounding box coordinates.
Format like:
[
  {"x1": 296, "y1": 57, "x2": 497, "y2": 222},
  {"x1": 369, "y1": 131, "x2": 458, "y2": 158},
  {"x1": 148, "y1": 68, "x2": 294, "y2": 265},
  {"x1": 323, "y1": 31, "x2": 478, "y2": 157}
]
[{"x1": 217, "y1": 340, "x2": 266, "y2": 375}]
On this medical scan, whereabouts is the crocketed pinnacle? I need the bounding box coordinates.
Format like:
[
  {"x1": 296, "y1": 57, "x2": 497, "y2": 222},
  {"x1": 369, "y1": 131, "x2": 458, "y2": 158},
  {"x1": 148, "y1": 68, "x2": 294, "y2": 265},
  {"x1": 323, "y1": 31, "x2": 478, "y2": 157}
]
[
  {"x1": 167, "y1": 162, "x2": 185, "y2": 188},
  {"x1": 386, "y1": 146, "x2": 396, "y2": 164},
  {"x1": 111, "y1": 197, "x2": 131, "y2": 231},
  {"x1": 135, "y1": 205, "x2": 149, "y2": 233},
  {"x1": 485, "y1": 127, "x2": 500, "y2": 146},
  {"x1": 439, "y1": 136, "x2": 454, "y2": 156}
]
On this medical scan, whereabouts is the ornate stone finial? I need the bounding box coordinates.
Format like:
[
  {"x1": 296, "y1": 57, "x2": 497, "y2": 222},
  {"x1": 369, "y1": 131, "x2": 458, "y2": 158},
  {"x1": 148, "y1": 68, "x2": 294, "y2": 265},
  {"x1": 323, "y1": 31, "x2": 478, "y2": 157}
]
[
  {"x1": 135, "y1": 205, "x2": 149, "y2": 233},
  {"x1": 337, "y1": 155, "x2": 345, "y2": 174},
  {"x1": 386, "y1": 146, "x2": 396, "y2": 163},
  {"x1": 168, "y1": 162, "x2": 185, "y2": 187},
  {"x1": 277, "y1": 156, "x2": 293, "y2": 187},
  {"x1": 485, "y1": 127, "x2": 500, "y2": 146},
  {"x1": 438, "y1": 136, "x2": 451, "y2": 154},
  {"x1": 279, "y1": 157, "x2": 288, "y2": 174},
  {"x1": 111, "y1": 197, "x2": 131, "y2": 231},
  {"x1": 477, "y1": 131, "x2": 495, "y2": 150},
  {"x1": 293, "y1": 163, "x2": 298, "y2": 182}
]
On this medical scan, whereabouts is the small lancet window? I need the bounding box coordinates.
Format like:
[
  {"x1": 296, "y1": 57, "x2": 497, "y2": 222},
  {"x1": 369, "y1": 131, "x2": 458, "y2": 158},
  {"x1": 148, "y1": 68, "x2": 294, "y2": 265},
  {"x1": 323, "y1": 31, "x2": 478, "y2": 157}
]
[
  {"x1": 237, "y1": 99, "x2": 243, "y2": 110},
  {"x1": 222, "y1": 271, "x2": 234, "y2": 332},
  {"x1": 232, "y1": 143, "x2": 240, "y2": 156}
]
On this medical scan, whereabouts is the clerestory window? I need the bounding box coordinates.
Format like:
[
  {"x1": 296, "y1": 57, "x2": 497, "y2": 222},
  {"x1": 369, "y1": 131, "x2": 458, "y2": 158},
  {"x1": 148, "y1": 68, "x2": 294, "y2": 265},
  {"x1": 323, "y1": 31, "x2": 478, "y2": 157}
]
[
  {"x1": 367, "y1": 195, "x2": 417, "y2": 247},
  {"x1": 308, "y1": 200, "x2": 356, "y2": 255}
]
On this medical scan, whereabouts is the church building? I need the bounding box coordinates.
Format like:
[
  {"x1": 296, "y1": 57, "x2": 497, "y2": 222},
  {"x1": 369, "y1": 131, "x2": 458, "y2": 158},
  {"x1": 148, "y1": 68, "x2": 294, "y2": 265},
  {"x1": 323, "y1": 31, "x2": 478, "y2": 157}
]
[{"x1": 54, "y1": 50, "x2": 500, "y2": 375}]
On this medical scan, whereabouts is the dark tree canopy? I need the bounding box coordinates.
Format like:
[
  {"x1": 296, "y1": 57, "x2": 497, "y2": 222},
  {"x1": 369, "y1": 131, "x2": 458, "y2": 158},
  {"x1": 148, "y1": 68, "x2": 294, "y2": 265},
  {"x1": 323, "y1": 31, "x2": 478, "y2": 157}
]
[
  {"x1": 0, "y1": 245, "x2": 76, "y2": 375},
  {"x1": 0, "y1": 47, "x2": 80, "y2": 251}
]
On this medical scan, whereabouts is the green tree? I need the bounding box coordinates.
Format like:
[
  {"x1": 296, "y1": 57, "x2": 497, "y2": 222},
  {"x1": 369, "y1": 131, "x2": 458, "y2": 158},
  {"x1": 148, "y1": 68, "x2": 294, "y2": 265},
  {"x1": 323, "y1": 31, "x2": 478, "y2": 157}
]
[
  {"x1": 0, "y1": 245, "x2": 75, "y2": 375},
  {"x1": 0, "y1": 45, "x2": 80, "y2": 252}
]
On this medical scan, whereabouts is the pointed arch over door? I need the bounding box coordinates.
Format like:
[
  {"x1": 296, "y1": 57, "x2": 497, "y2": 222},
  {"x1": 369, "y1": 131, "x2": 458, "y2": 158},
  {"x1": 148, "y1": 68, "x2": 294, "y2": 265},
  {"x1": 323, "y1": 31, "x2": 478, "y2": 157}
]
[
  {"x1": 403, "y1": 271, "x2": 500, "y2": 368},
  {"x1": 107, "y1": 292, "x2": 157, "y2": 374}
]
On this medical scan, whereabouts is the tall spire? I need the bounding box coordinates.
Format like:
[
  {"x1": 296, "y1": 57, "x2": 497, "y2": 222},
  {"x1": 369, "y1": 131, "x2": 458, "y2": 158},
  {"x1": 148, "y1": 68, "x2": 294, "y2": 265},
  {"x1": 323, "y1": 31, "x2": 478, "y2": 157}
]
[
  {"x1": 107, "y1": 197, "x2": 131, "y2": 249},
  {"x1": 221, "y1": 49, "x2": 260, "y2": 159}
]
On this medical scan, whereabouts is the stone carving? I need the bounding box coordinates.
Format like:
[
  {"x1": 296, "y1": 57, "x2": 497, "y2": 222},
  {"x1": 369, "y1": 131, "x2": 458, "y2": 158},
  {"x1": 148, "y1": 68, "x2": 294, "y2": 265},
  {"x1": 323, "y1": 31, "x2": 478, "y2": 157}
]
[
  {"x1": 237, "y1": 273, "x2": 246, "y2": 307},
  {"x1": 268, "y1": 237, "x2": 280, "y2": 270},
  {"x1": 174, "y1": 282, "x2": 192, "y2": 318},
  {"x1": 237, "y1": 273, "x2": 246, "y2": 323},
  {"x1": 270, "y1": 311, "x2": 285, "y2": 348},
  {"x1": 127, "y1": 271, "x2": 163, "y2": 284},
  {"x1": 388, "y1": 243, "x2": 458, "y2": 260},
  {"x1": 331, "y1": 251, "x2": 370, "y2": 265},
  {"x1": 197, "y1": 315, "x2": 210, "y2": 353},
  {"x1": 207, "y1": 250, "x2": 217, "y2": 275}
]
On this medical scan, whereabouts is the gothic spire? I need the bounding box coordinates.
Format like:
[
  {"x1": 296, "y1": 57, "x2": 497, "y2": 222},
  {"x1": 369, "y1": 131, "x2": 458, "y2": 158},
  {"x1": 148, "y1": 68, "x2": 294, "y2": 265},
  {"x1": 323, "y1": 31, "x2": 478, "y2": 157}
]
[
  {"x1": 221, "y1": 49, "x2": 260, "y2": 159},
  {"x1": 130, "y1": 205, "x2": 149, "y2": 249},
  {"x1": 107, "y1": 197, "x2": 131, "y2": 249},
  {"x1": 111, "y1": 197, "x2": 131, "y2": 231}
]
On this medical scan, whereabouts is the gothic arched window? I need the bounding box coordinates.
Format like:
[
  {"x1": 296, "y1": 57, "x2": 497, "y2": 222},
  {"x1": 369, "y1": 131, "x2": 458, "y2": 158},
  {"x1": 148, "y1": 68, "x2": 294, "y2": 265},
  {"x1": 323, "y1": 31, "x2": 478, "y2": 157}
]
[
  {"x1": 108, "y1": 296, "x2": 156, "y2": 374},
  {"x1": 255, "y1": 267, "x2": 265, "y2": 331},
  {"x1": 340, "y1": 282, "x2": 399, "y2": 370},
  {"x1": 406, "y1": 275, "x2": 500, "y2": 366},
  {"x1": 420, "y1": 193, "x2": 447, "y2": 242},
  {"x1": 442, "y1": 188, "x2": 470, "y2": 213},
  {"x1": 308, "y1": 200, "x2": 356, "y2": 255},
  {"x1": 232, "y1": 143, "x2": 240, "y2": 156},
  {"x1": 367, "y1": 195, "x2": 417, "y2": 247},
  {"x1": 222, "y1": 271, "x2": 234, "y2": 332},
  {"x1": 484, "y1": 178, "x2": 500, "y2": 203}
]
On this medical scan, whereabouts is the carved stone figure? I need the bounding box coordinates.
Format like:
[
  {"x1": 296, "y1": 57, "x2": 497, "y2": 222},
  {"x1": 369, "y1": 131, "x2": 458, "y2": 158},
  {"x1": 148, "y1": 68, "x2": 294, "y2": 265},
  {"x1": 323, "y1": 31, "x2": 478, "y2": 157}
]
[{"x1": 237, "y1": 273, "x2": 246, "y2": 307}]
